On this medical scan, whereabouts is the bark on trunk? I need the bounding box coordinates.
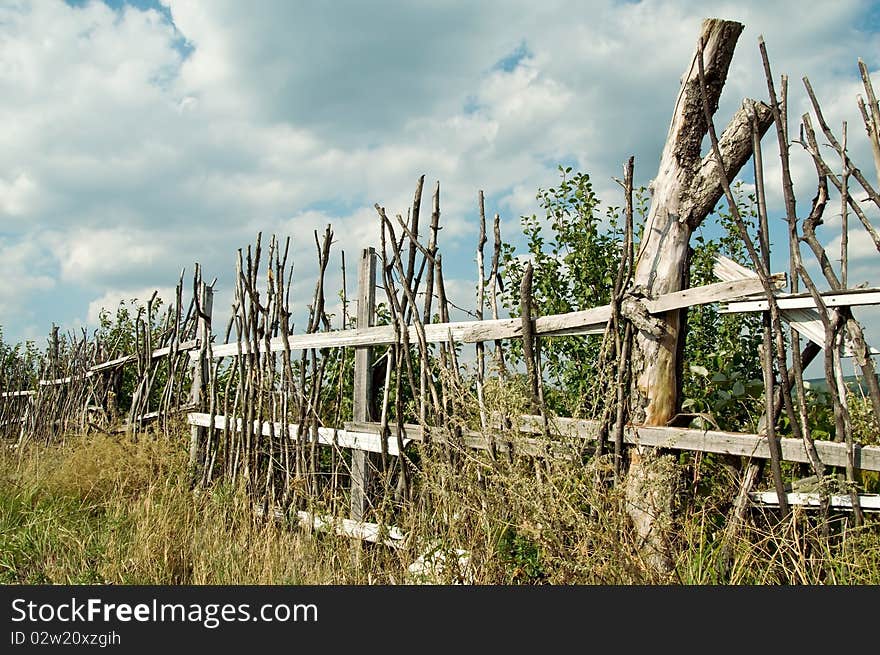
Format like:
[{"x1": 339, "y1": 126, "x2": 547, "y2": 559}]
[{"x1": 625, "y1": 18, "x2": 773, "y2": 574}]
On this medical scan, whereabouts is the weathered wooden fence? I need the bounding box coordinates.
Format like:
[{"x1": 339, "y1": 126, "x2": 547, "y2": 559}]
[
  {"x1": 176, "y1": 226, "x2": 880, "y2": 545},
  {"x1": 3, "y1": 225, "x2": 879, "y2": 545},
  {"x1": 3, "y1": 214, "x2": 880, "y2": 546},
  {"x1": 4, "y1": 18, "x2": 880, "y2": 550},
  {"x1": 0, "y1": 270, "x2": 204, "y2": 445}
]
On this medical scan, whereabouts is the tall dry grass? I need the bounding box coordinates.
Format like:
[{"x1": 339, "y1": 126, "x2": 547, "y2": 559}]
[{"x1": 1, "y1": 421, "x2": 878, "y2": 585}]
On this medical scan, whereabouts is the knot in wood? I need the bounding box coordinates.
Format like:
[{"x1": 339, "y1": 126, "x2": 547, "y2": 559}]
[{"x1": 620, "y1": 290, "x2": 665, "y2": 338}]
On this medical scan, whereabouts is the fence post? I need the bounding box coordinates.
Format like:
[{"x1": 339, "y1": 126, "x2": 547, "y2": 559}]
[
  {"x1": 49, "y1": 324, "x2": 59, "y2": 378},
  {"x1": 188, "y1": 273, "x2": 214, "y2": 474},
  {"x1": 350, "y1": 247, "x2": 378, "y2": 522}
]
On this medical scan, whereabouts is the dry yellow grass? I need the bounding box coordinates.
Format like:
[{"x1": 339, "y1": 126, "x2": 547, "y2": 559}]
[{"x1": 1, "y1": 425, "x2": 878, "y2": 585}]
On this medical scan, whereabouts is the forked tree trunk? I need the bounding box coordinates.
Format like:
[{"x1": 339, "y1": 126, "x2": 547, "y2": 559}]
[{"x1": 625, "y1": 18, "x2": 773, "y2": 573}]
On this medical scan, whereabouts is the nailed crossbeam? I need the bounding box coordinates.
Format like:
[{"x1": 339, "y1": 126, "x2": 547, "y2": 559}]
[
  {"x1": 189, "y1": 411, "x2": 880, "y2": 471},
  {"x1": 187, "y1": 412, "x2": 407, "y2": 456},
  {"x1": 202, "y1": 276, "x2": 781, "y2": 359}
]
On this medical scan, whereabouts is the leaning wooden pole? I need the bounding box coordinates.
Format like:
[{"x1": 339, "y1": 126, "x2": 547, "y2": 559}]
[
  {"x1": 188, "y1": 270, "x2": 213, "y2": 476},
  {"x1": 624, "y1": 19, "x2": 773, "y2": 574}
]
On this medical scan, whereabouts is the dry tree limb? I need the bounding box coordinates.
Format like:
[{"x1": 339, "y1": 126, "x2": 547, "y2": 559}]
[
  {"x1": 800, "y1": 116, "x2": 880, "y2": 428},
  {"x1": 799, "y1": 263, "x2": 864, "y2": 525},
  {"x1": 378, "y1": 221, "x2": 414, "y2": 496},
  {"x1": 275, "y1": 238, "x2": 297, "y2": 505},
  {"x1": 476, "y1": 191, "x2": 490, "y2": 438},
  {"x1": 800, "y1": 121, "x2": 844, "y2": 287},
  {"x1": 804, "y1": 76, "x2": 880, "y2": 211},
  {"x1": 421, "y1": 181, "x2": 442, "y2": 332},
  {"x1": 520, "y1": 263, "x2": 539, "y2": 414},
  {"x1": 398, "y1": 176, "x2": 425, "y2": 322},
  {"x1": 700, "y1": 37, "x2": 789, "y2": 515},
  {"x1": 435, "y1": 253, "x2": 462, "y2": 387},
  {"x1": 750, "y1": 76, "x2": 826, "y2": 483},
  {"x1": 381, "y1": 213, "x2": 442, "y2": 421},
  {"x1": 391, "y1": 189, "x2": 436, "y2": 427},
  {"x1": 755, "y1": 40, "x2": 811, "y2": 460},
  {"x1": 302, "y1": 227, "x2": 334, "y2": 492},
  {"x1": 857, "y1": 59, "x2": 880, "y2": 188},
  {"x1": 377, "y1": 209, "x2": 421, "y2": 406},
  {"x1": 328, "y1": 250, "x2": 349, "y2": 503},
  {"x1": 611, "y1": 156, "x2": 636, "y2": 481},
  {"x1": 799, "y1": 115, "x2": 880, "y2": 254},
  {"x1": 841, "y1": 121, "x2": 850, "y2": 288},
  {"x1": 490, "y1": 213, "x2": 507, "y2": 375}
]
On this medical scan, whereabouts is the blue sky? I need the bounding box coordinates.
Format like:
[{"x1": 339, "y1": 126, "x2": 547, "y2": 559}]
[{"x1": 1, "y1": 0, "x2": 878, "y2": 371}]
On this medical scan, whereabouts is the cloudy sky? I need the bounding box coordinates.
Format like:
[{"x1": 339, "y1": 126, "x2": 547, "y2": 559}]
[{"x1": 1, "y1": 0, "x2": 878, "y2": 362}]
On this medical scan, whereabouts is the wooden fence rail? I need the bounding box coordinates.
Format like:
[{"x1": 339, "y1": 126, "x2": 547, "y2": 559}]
[
  {"x1": 187, "y1": 411, "x2": 880, "y2": 472},
  {"x1": 199, "y1": 275, "x2": 784, "y2": 358},
  {"x1": 4, "y1": 243, "x2": 879, "y2": 546}
]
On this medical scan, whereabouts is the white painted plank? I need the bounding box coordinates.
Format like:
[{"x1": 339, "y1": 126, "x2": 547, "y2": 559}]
[
  {"x1": 723, "y1": 289, "x2": 880, "y2": 312},
  {"x1": 296, "y1": 512, "x2": 407, "y2": 547},
  {"x1": 0, "y1": 390, "x2": 36, "y2": 398},
  {"x1": 187, "y1": 412, "x2": 407, "y2": 456},
  {"x1": 253, "y1": 505, "x2": 407, "y2": 548}
]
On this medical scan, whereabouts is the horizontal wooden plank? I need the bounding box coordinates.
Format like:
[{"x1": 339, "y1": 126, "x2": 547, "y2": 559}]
[
  {"x1": 0, "y1": 390, "x2": 36, "y2": 399},
  {"x1": 205, "y1": 310, "x2": 614, "y2": 358},
  {"x1": 297, "y1": 512, "x2": 407, "y2": 547},
  {"x1": 256, "y1": 504, "x2": 407, "y2": 547},
  {"x1": 91, "y1": 339, "x2": 199, "y2": 372},
  {"x1": 644, "y1": 274, "x2": 785, "y2": 314},
  {"x1": 750, "y1": 491, "x2": 880, "y2": 513},
  {"x1": 206, "y1": 276, "x2": 784, "y2": 359},
  {"x1": 345, "y1": 420, "x2": 577, "y2": 460},
  {"x1": 515, "y1": 414, "x2": 880, "y2": 472},
  {"x1": 188, "y1": 412, "x2": 406, "y2": 456},
  {"x1": 723, "y1": 288, "x2": 880, "y2": 312},
  {"x1": 34, "y1": 339, "x2": 201, "y2": 387}
]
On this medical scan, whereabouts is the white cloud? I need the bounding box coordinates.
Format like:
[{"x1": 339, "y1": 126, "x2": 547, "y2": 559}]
[
  {"x1": 50, "y1": 227, "x2": 166, "y2": 284},
  {"x1": 0, "y1": 236, "x2": 56, "y2": 328},
  {"x1": 0, "y1": 172, "x2": 38, "y2": 218}
]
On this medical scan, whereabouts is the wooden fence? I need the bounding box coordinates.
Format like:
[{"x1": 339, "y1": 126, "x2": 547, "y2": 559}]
[
  {"x1": 3, "y1": 231, "x2": 880, "y2": 549},
  {"x1": 177, "y1": 241, "x2": 880, "y2": 539},
  {"x1": 3, "y1": 240, "x2": 880, "y2": 546}
]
